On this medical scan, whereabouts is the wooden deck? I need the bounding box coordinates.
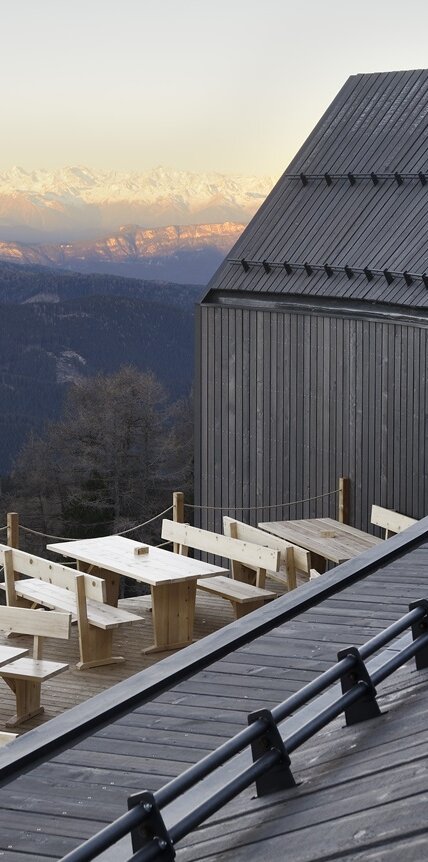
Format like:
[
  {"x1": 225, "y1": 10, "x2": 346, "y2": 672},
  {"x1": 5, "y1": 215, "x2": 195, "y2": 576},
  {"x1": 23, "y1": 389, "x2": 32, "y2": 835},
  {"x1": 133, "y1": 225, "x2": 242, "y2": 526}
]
[
  {"x1": 0, "y1": 580, "x2": 288, "y2": 734},
  {"x1": 0, "y1": 522, "x2": 428, "y2": 860}
]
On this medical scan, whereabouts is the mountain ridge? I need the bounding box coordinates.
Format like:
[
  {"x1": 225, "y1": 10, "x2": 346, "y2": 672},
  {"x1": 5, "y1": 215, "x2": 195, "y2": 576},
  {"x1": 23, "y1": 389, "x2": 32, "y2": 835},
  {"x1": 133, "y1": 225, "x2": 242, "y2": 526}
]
[{"x1": 0, "y1": 221, "x2": 243, "y2": 284}]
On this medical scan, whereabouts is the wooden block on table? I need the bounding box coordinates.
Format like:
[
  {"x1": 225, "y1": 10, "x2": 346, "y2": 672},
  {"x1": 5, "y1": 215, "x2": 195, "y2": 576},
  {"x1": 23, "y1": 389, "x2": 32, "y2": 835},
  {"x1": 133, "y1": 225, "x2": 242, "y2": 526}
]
[
  {"x1": 320, "y1": 530, "x2": 336, "y2": 538},
  {"x1": 134, "y1": 545, "x2": 149, "y2": 556}
]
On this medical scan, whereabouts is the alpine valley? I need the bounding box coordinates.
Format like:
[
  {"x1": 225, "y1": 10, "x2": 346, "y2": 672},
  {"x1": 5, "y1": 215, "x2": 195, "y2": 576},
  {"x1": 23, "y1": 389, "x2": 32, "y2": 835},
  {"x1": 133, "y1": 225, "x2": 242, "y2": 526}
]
[
  {"x1": 0, "y1": 261, "x2": 203, "y2": 475},
  {"x1": 0, "y1": 166, "x2": 273, "y2": 474}
]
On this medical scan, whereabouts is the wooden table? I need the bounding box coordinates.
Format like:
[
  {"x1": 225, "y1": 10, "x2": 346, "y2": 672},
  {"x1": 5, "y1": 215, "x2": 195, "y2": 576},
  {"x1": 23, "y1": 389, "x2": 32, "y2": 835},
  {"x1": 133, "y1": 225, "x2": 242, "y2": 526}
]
[
  {"x1": 47, "y1": 535, "x2": 227, "y2": 653},
  {"x1": 258, "y1": 518, "x2": 382, "y2": 567}
]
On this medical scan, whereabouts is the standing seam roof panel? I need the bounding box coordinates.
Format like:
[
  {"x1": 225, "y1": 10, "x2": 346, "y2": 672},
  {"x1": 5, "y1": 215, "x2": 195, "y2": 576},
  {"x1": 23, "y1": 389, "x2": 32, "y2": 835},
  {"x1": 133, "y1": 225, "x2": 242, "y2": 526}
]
[{"x1": 203, "y1": 71, "x2": 428, "y2": 309}]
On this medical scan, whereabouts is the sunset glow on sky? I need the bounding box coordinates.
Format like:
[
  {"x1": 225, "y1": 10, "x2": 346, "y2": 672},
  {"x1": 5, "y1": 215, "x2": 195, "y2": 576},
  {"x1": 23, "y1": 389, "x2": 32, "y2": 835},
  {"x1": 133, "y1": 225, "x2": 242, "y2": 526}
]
[{"x1": 3, "y1": 0, "x2": 428, "y2": 177}]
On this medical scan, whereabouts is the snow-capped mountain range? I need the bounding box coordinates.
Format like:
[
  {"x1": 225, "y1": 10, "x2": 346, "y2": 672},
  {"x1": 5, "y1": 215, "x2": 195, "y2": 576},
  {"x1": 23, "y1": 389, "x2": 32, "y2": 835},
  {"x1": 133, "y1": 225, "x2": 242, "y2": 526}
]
[{"x1": 0, "y1": 165, "x2": 274, "y2": 241}]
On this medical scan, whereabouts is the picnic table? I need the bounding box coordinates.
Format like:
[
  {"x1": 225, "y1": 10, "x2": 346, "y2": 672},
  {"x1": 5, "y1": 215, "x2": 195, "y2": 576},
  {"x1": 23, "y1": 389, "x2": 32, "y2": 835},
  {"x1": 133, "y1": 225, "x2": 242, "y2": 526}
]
[
  {"x1": 258, "y1": 517, "x2": 382, "y2": 567},
  {"x1": 47, "y1": 535, "x2": 227, "y2": 653}
]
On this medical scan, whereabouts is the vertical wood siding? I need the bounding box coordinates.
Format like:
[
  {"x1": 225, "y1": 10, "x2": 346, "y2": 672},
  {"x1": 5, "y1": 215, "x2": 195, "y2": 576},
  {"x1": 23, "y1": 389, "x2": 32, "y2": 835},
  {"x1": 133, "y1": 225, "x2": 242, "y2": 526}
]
[{"x1": 195, "y1": 304, "x2": 428, "y2": 533}]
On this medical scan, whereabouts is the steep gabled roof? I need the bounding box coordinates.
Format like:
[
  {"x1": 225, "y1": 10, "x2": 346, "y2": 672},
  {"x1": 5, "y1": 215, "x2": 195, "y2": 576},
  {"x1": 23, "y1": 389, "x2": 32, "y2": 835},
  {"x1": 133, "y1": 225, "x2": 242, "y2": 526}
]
[{"x1": 206, "y1": 70, "x2": 428, "y2": 308}]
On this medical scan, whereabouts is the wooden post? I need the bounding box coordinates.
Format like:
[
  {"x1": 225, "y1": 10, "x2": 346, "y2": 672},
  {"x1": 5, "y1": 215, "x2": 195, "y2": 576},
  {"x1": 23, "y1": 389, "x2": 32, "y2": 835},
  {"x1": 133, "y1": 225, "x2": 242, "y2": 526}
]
[
  {"x1": 172, "y1": 492, "x2": 184, "y2": 554},
  {"x1": 338, "y1": 477, "x2": 349, "y2": 524},
  {"x1": 7, "y1": 513, "x2": 19, "y2": 549}
]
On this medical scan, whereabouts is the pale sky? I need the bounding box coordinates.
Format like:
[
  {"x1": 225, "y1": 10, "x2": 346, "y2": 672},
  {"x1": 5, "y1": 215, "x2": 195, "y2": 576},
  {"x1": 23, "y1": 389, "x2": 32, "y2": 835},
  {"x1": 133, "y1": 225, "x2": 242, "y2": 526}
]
[{"x1": 2, "y1": 0, "x2": 428, "y2": 177}]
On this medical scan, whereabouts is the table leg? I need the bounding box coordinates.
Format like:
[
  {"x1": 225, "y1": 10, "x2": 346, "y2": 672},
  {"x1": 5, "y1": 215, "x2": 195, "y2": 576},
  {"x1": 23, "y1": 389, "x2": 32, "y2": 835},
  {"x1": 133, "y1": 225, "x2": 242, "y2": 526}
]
[
  {"x1": 310, "y1": 553, "x2": 327, "y2": 574},
  {"x1": 143, "y1": 581, "x2": 197, "y2": 653},
  {"x1": 77, "y1": 562, "x2": 121, "y2": 606},
  {"x1": 98, "y1": 570, "x2": 121, "y2": 606}
]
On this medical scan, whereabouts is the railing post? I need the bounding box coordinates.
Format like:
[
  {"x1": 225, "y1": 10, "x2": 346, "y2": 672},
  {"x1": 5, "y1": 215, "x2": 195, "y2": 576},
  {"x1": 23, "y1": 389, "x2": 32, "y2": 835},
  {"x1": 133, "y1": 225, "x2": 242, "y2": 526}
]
[
  {"x1": 338, "y1": 477, "x2": 349, "y2": 524},
  {"x1": 6, "y1": 512, "x2": 19, "y2": 549},
  {"x1": 173, "y1": 492, "x2": 184, "y2": 554}
]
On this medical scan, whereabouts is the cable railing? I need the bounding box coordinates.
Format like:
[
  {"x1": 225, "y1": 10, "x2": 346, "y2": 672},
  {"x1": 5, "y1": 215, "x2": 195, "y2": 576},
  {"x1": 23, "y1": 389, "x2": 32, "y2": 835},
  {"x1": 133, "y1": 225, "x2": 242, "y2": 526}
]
[
  {"x1": 1, "y1": 477, "x2": 349, "y2": 545},
  {"x1": 17, "y1": 505, "x2": 174, "y2": 543},
  {"x1": 185, "y1": 487, "x2": 339, "y2": 512},
  {"x1": 60, "y1": 599, "x2": 428, "y2": 862}
]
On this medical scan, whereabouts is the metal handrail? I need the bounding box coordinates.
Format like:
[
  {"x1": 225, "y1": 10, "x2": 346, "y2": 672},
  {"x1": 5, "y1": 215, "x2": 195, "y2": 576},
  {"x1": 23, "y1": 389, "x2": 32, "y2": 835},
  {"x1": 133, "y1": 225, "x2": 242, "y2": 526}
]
[{"x1": 61, "y1": 600, "x2": 428, "y2": 862}]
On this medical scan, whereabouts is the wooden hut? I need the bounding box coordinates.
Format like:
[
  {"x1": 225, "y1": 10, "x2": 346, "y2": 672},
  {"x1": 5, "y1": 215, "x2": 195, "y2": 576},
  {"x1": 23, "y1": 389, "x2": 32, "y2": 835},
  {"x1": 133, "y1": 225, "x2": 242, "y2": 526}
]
[{"x1": 195, "y1": 70, "x2": 428, "y2": 531}]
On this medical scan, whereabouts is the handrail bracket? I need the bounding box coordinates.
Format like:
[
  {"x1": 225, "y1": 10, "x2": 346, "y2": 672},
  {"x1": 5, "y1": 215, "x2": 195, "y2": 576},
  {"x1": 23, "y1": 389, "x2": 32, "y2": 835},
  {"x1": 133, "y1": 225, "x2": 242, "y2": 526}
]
[
  {"x1": 128, "y1": 790, "x2": 175, "y2": 860},
  {"x1": 409, "y1": 599, "x2": 428, "y2": 669},
  {"x1": 337, "y1": 646, "x2": 382, "y2": 725},
  {"x1": 248, "y1": 708, "x2": 296, "y2": 796}
]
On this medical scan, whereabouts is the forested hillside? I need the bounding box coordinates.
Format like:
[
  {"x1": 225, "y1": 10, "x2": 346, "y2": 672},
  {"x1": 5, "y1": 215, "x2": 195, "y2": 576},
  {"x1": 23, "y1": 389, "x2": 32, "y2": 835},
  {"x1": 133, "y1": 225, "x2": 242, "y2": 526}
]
[
  {"x1": 0, "y1": 260, "x2": 203, "y2": 306},
  {"x1": 0, "y1": 262, "x2": 203, "y2": 474}
]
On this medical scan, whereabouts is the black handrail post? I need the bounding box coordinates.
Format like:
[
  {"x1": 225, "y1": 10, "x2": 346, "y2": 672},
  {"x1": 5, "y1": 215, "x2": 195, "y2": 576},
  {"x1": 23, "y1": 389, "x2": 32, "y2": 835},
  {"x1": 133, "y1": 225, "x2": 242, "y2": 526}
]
[
  {"x1": 409, "y1": 600, "x2": 428, "y2": 669},
  {"x1": 247, "y1": 708, "x2": 296, "y2": 797},
  {"x1": 337, "y1": 646, "x2": 382, "y2": 725},
  {"x1": 127, "y1": 791, "x2": 175, "y2": 860}
]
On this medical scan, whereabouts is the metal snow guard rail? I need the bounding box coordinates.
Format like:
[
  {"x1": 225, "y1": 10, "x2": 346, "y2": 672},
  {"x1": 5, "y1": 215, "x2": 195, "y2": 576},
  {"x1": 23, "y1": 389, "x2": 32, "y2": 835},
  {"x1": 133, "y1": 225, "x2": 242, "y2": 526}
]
[{"x1": 61, "y1": 598, "x2": 428, "y2": 862}]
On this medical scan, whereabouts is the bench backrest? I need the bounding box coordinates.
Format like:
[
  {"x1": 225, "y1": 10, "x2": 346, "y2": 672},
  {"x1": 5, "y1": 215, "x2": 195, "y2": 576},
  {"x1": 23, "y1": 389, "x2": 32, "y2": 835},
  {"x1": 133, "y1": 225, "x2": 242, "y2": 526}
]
[
  {"x1": 223, "y1": 517, "x2": 311, "y2": 574},
  {"x1": 0, "y1": 605, "x2": 71, "y2": 639},
  {"x1": 0, "y1": 544, "x2": 106, "y2": 603},
  {"x1": 370, "y1": 505, "x2": 417, "y2": 538},
  {"x1": 161, "y1": 520, "x2": 281, "y2": 572}
]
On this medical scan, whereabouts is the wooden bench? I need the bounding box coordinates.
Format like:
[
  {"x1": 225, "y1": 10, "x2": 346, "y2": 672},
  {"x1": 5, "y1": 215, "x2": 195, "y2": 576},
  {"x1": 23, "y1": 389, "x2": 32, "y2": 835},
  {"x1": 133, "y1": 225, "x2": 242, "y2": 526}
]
[
  {"x1": 0, "y1": 544, "x2": 143, "y2": 670},
  {"x1": 371, "y1": 505, "x2": 417, "y2": 539},
  {"x1": 223, "y1": 516, "x2": 315, "y2": 590},
  {"x1": 0, "y1": 605, "x2": 71, "y2": 726},
  {"x1": 161, "y1": 520, "x2": 279, "y2": 618}
]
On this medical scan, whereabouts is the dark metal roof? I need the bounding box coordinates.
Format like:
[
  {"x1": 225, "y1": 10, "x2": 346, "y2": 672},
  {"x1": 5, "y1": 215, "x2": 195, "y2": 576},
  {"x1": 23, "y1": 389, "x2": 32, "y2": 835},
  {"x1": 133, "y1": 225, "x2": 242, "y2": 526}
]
[
  {"x1": 206, "y1": 70, "x2": 428, "y2": 309},
  {"x1": 1, "y1": 521, "x2": 428, "y2": 858}
]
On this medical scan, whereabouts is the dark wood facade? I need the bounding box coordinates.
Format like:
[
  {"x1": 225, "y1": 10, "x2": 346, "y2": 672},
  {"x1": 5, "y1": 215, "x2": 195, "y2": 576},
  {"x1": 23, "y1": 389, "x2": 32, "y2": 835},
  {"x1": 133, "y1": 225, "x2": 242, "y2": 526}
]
[
  {"x1": 195, "y1": 71, "x2": 428, "y2": 532},
  {"x1": 196, "y1": 297, "x2": 428, "y2": 532}
]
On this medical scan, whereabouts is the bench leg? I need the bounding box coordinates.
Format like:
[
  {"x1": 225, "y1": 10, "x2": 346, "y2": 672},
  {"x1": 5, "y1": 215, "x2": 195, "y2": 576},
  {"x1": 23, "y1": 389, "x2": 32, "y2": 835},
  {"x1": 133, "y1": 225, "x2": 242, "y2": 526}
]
[
  {"x1": 233, "y1": 600, "x2": 266, "y2": 619},
  {"x1": 2, "y1": 677, "x2": 44, "y2": 727},
  {"x1": 77, "y1": 627, "x2": 125, "y2": 670},
  {"x1": 75, "y1": 574, "x2": 124, "y2": 669},
  {"x1": 144, "y1": 581, "x2": 197, "y2": 653}
]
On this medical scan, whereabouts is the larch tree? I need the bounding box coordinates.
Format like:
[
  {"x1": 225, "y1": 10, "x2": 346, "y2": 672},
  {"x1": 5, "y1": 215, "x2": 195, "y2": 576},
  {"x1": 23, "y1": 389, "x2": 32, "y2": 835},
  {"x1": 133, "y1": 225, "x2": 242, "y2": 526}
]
[{"x1": 5, "y1": 367, "x2": 193, "y2": 552}]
